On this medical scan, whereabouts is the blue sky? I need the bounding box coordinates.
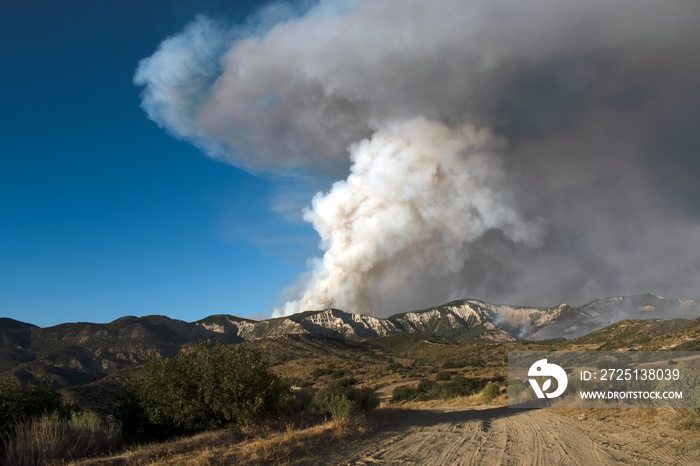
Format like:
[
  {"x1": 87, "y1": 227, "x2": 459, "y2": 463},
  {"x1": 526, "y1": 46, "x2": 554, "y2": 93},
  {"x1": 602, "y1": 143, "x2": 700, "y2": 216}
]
[
  {"x1": 3, "y1": 0, "x2": 700, "y2": 327},
  {"x1": 0, "y1": 0, "x2": 320, "y2": 327}
]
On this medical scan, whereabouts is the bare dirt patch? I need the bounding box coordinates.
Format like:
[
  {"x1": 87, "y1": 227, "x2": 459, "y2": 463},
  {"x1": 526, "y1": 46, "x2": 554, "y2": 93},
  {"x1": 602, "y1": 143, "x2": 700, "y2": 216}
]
[{"x1": 323, "y1": 405, "x2": 700, "y2": 465}]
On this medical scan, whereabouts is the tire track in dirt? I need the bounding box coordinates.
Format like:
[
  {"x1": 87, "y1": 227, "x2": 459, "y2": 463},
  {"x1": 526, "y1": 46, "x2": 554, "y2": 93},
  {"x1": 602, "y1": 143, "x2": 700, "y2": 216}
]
[
  {"x1": 338, "y1": 407, "x2": 621, "y2": 465},
  {"x1": 579, "y1": 415, "x2": 700, "y2": 466},
  {"x1": 500, "y1": 410, "x2": 616, "y2": 466}
]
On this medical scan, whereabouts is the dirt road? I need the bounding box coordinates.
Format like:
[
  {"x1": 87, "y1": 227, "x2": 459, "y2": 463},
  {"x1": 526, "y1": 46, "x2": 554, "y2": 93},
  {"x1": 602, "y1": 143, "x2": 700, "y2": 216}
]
[{"x1": 330, "y1": 406, "x2": 700, "y2": 465}]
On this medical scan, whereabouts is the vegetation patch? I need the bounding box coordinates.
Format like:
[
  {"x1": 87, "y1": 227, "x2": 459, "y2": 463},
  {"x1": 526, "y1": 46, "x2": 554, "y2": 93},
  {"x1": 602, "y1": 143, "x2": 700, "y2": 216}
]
[
  {"x1": 118, "y1": 341, "x2": 293, "y2": 442},
  {"x1": 315, "y1": 378, "x2": 380, "y2": 420},
  {"x1": 3, "y1": 412, "x2": 121, "y2": 466},
  {"x1": 0, "y1": 376, "x2": 66, "y2": 439},
  {"x1": 391, "y1": 377, "x2": 498, "y2": 402}
]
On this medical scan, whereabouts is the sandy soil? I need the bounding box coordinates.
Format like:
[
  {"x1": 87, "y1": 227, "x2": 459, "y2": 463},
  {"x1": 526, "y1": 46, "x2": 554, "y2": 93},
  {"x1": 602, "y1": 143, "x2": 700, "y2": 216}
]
[{"x1": 325, "y1": 405, "x2": 700, "y2": 465}]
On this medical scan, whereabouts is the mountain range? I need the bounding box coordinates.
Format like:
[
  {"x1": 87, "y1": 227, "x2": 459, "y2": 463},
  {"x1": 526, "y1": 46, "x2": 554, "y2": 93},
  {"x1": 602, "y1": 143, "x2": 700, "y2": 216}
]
[{"x1": 1, "y1": 293, "x2": 699, "y2": 387}]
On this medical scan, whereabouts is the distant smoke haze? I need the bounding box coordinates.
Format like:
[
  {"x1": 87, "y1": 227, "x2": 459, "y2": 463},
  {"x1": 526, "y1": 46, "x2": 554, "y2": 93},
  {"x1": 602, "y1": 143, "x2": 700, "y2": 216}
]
[{"x1": 135, "y1": 0, "x2": 700, "y2": 316}]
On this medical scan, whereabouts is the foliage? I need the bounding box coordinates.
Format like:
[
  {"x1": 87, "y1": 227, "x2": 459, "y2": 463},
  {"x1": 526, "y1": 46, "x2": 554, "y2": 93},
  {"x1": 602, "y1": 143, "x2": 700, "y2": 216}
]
[
  {"x1": 0, "y1": 377, "x2": 65, "y2": 439},
  {"x1": 392, "y1": 377, "x2": 492, "y2": 402},
  {"x1": 311, "y1": 363, "x2": 346, "y2": 379},
  {"x1": 388, "y1": 362, "x2": 404, "y2": 372},
  {"x1": 435, "y1": 371, "x2": 452, "y2": 381},
  {"x1": 2, "y1": 412, "x2": 122, "y2": 466},
  {"x1": 324, "y1": 395, "x2": 355, "y2": 420},
  {"x1": 391, "y1": 385, "x2": 419, "y2": 402},
  {"x1": 679, "y1": 408, "x2": 700, "y2": 430},
  {"x1": 442, "y1": 361, "x2": 462, "y2": 369},
  {"x1": 118, "y1": 341, "x2": 292, "y2": 442},
  {"x1": 442, "y1": 356, "x2": 486, "y2": 369},
  {"x1": 417, "y1": 379, "x2": 441, "y2": 398},
  {"x1": 481, "y1": 381, "x2": 500, "y2": 403},
  {"x1": 315, "y1": 379, "x2": 379, "y2": 420},
  {"x1": 288, "y1": 386, "x2": 317, "y2": 414}
]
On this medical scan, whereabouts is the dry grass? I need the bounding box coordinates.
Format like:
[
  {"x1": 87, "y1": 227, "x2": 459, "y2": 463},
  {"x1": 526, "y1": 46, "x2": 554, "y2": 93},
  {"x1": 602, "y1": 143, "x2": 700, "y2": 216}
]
[
  {"x1": 70, "y1": 416, "x2": 368, "y2": 466},
  {"x1": 2, "y1": 412, "x2": 122, "y2": 466},
  {"x1": 395, "y1": 392, "x2": 509, "y2": 410}
]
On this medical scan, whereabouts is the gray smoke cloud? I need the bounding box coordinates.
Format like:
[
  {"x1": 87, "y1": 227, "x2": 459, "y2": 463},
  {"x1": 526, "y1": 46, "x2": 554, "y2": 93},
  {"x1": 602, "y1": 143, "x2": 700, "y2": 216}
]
[{"x1": 135, "y1": 0, "x2": 700, "y2": 316}]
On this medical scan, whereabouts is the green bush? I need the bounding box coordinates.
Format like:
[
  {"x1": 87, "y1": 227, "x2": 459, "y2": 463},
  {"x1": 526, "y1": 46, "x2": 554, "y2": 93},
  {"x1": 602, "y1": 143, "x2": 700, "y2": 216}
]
[
  {"x1": 417, "y1": 379, "x2": 441, "y2": 398},
  {"x1": 315, "y1": 380, "x2": 379, "y2": 420},
  {"x1": 330, "y1": 377, "x2": 358, "y2": 388},
  {"x1": 0, "y1": 377, "x2": 65, "y2": 439},
  {"x1": 391, "y1": 377, "x2": 489, "y2": 403},
  {"x1": 353, "y1": 387, "x2": 380, "y2": 413},
  {"x1": 392, "y1": 385, "x2": 420, "y2": 402},
  {"x1": 311, "y1": 365, "x2": 346, "y2": 379},
  {"x1": 2, "y1": 412, "x2": 121, "y2": 466},
  {"x1": 442, "y1": 377, "x2": 482, "y2": 398},
  {"x1": 482, "y1": 382, "x2": 500, "y2": 403},
  {"x1": 435, "y1": 371, "x2": 452, "y2": 381},
  {"x1": 289, "y1": 387, "x2": 316, "y2": 413},
  {"x1": 119, "y1": 341, "x2": 292, "y2": 442},
  {"x1": 324, "y1": 395, "x2": 355, "y2": 421},
  {"x1": 388, "y1": 362, "x2": 404, "y2": 372}
]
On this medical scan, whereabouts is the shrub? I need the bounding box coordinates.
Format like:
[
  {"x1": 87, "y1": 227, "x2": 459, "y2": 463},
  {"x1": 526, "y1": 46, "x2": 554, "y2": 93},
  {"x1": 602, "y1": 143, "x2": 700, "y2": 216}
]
[
  {"x1": 392, "y1": 385, "x2": 420, "y2": 402},
  {"x1": 119, "y1": 341, "x2": 292, "y2": 442},
  {"x1": 325, "y1": 395, "x2": 355, "y2": 421},
  {"x1": 331, "y1": 377, "x2": 358, "y2": 388},
  {"x1": 443, "y1": 377, "x2": 482, "y2": 398},
  {"x1": 482, "y1": 382, "x2": 500, "y2": 403},
  {"x1": 442, "y1": 361, "x2": 461, "y2": 369},
  {"x1": 311, "y1": 365, "x2": 346, "y2": 379},
  {"x1": 435, "y1": 371, "x2": 452, "y2": 381},
  {"x1": 352, "y1": 387, "x2": 380, "y2": 413},
  {"x1": 0, "y1": 377, "x2": 65, "y2": 439},
  {"x1": 417, "y1": 379, "x2": 440, "y2": 398},
  {"x1": 391, "y1": 377, "x2": 488, "y2": 403},
  {"x1": 289, "y1": 387, "x2": 317, "y2": 414},
  {"x1": 414, "y1": 392, "x2": 430, "y2": 402},
  {"x1": 2, "y1": 412, "x2": 122, "y2": 466},
  {"x1": 388, "y1": 362, "x2": 403, "y2": 372},
  {"x1": 315, "y1": 380, "x2": 379, "y2": 420}
]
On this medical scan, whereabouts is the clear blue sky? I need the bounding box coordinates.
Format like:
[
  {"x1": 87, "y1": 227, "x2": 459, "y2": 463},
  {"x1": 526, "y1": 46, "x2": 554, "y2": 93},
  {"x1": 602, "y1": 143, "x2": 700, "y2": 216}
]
[{"x1": 0, "y1": 0, "x2": 320, "y2": 327}]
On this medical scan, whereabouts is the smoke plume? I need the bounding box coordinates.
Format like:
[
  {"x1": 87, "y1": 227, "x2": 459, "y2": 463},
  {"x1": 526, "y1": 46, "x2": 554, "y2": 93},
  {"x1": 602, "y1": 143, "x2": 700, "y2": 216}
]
[{"x1": 135, "y1": 0, "x2": 700, "y2": 316}]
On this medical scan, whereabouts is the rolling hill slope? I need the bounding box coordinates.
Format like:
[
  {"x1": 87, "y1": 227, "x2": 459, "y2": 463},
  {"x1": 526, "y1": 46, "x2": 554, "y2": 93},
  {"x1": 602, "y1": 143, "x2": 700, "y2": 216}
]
[{"x1": 1, "y1": 293, "x2": 699, "y2": 387}]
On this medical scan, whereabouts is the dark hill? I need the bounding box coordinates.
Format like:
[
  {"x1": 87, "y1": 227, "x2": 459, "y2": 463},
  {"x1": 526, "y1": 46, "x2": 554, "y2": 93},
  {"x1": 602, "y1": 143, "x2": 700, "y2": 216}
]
[{"x1": 2, "y1": 294, "x2": 699, "y2": 387}]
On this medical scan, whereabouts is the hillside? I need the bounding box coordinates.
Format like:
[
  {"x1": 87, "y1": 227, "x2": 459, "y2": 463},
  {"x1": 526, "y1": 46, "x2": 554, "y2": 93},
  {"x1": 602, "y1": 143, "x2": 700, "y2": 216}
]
[{"x1": 1, "y1": 294, "x2": 699, "y2": 388}]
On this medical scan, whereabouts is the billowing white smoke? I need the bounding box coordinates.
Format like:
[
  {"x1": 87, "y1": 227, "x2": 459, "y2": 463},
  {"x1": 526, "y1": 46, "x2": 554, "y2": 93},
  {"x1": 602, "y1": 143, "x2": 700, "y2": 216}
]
[
  {"x1": 135, "y1": 0, "x2": 700, "y2": 316},
  {"x1": 277, "y1": 118, "x2": 542, "y2": 315}
]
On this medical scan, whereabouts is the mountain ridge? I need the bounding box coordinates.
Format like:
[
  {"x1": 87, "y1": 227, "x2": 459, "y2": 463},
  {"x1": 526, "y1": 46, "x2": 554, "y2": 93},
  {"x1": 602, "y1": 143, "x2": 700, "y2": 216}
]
[{"x1": 2, "y1": 293, "x2": 699, "y2": 387}]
